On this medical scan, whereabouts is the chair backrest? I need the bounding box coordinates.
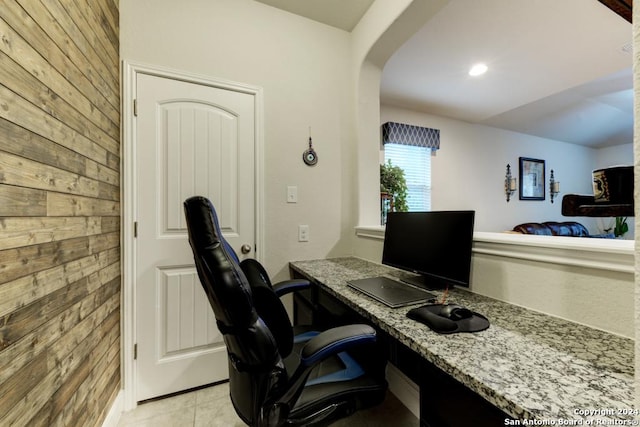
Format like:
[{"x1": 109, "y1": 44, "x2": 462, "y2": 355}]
[
  {"x1": 240, "y1": 258, "x2": 294, "y2": 357},
  {"x1": 183, "y1": 196, "x2": 287, "y2": 424}
]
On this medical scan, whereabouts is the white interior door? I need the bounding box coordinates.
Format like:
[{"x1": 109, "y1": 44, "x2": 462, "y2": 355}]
[{"x1": 135, "y1": 72, "x2": 256, "y2": 401}]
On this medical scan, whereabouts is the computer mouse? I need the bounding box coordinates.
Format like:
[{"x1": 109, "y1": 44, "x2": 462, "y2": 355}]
[{"x1": 439, "y1": 304, "x2": 473, "y2": 320}]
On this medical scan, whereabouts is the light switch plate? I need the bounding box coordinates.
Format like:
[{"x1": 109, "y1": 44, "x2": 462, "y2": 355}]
[
  {"x1": 298, "y1": 225, "x2": 309, "y2": 242},
  {"x1": 287, "y1": 186, "x2": 297, "y2": 203}
]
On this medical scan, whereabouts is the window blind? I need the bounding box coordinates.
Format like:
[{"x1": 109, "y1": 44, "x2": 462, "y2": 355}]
[{"x1": 384, "y1": 143, "x2": 431, "y2": 211}]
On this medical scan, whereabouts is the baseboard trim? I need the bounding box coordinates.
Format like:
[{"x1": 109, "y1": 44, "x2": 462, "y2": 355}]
[
  {"x1": 387, "y1": 363, "x2": 419, "y2": 418},
  {"x1": 101, "y1": 389, "x2": 124, "y2": 427}
]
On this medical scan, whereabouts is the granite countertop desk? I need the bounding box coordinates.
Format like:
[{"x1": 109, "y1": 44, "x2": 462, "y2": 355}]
[{"x1": 289, "y1": 257, "x2": 635, "y2": 424}]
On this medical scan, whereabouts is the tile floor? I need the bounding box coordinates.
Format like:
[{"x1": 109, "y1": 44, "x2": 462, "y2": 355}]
[{"x1": 117, "y1": 381, "x2": 418, "y2": 427}]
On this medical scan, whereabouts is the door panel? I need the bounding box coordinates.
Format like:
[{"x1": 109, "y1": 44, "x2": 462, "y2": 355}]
[
  {"x1": 135, "y1": 73, "x2": 255, "y2": 401},
  {"x1": 160, "y1": 102, "x2": 239, "y2": 235},
  {"x1": 157, "y1": 266, "x2": 218, "y2": 357}
]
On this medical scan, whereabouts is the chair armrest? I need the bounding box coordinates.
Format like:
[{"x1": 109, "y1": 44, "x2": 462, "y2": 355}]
[
  {"x1": 240, "y1": 258, "x2": 311, "y2": 296},
  {"x1": 271, "y1": 324, "x2": 377, "y2": 413},
  {"x1": 272, "y1": 279, "x2": 311, "y2": 297},
  {"x1": 300, "y1": 324, "x2": 376, "y2": 366}
]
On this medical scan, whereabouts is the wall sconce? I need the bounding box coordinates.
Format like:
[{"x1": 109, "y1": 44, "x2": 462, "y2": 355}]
[
  {"x1": 505, "y1": 164, "x2": 517, "y2": 202},
  {"x1": 549, "y1": 169, "x2": 560, "y2": 203}
]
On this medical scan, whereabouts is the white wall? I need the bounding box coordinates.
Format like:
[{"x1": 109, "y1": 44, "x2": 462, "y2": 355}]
[
  {"x1": 352, "y1": 0, "x2": 449, "y2": 225},
  {"x1": 121, "y1": 0, "x2": 356, "y2": 281},
  {"x1": 471, "y1": 234, "x2": 633, "y2": 338},
  {"x1": 595, "y1": 143, "x2": 633, "y2": 168}
]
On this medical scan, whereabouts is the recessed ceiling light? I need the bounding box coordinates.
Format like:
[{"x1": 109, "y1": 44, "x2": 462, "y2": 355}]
[{"x1": 469, "y1": 63, "x2": 488, "y2": 76}]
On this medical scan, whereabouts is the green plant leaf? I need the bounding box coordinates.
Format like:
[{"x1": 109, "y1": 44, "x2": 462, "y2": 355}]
[
  {"x1": 380, "y1": 160, "x2": 408, "y2": 212},
  {"x1": 614, "y1": 216, "x2": 628, "y2": 237}
]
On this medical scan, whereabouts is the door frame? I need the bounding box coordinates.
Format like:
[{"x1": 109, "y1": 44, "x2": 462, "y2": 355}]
[{"x1": 121, "y1": 60, "x2": 264, "y2": 410}]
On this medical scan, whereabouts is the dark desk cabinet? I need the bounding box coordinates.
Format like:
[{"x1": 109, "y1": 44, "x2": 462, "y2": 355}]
[
  {"x1": 291, "y1": 274, "x2": 510, "y2": 427},
  {"x1": 293, "y1": 284, "x2": 361, "y2": 329}
]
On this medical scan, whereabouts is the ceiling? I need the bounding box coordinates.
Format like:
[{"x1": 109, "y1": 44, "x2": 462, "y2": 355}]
[
  {"x1": 254, "y1": 0, "x2": 633, "y2": 148},
  {"x1": 254, "y1": 0, "x2": 375, "y2": 32}
]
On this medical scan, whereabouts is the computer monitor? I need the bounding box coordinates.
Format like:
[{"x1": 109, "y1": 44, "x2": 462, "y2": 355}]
[{"x1": 382, "y1": 211, "x2": 475, "y2": 290}]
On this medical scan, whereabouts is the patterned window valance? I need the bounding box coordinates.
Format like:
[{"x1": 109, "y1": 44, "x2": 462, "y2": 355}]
[{"x1": 381, "y1": 122, "x2": 440, "y2": 150}]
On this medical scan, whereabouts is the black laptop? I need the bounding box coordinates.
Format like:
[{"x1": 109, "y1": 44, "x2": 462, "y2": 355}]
[{"x1": 347, "y1": 276, "x2": 434, "y2": 308}]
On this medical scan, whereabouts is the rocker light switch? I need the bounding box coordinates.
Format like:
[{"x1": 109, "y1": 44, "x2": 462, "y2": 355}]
[
  {"x1": 298, "y1": 225, "x2": 309, "y2": 242},
  {"x1": 287, "y1": 186, "x2": 298, "y2": 203}
]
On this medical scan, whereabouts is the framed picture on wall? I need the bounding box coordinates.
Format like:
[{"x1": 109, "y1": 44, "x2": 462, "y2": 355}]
[{"x1": 519, "y1": 157, "x2": 545, "y2": 200}]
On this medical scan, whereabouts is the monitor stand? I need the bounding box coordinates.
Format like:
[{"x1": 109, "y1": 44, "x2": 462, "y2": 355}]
[{"x1": 400, "y1": 274, "x2": 448, "y2": 291}]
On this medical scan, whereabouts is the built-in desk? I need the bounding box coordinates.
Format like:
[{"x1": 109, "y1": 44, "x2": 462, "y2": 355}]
[{"x1": 289, "y1": 257, "x2": 634, "y2": 426}]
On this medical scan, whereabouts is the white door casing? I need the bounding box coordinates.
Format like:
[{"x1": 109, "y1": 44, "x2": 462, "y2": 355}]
[{"x1": 122, "y1": 63, "x2": 264, "y2": 406}]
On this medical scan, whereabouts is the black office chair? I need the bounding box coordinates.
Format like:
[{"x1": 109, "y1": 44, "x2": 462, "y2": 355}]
[{"x1": 183, "y1": 196, "x2": 387, "y2": 427}]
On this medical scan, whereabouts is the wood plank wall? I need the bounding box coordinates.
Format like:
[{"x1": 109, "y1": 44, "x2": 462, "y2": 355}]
[{"x1": 0, "y1": 1, "x2": 120, "y2": 426}]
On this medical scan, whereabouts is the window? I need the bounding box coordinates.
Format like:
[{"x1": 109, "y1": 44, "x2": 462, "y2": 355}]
[
  {"x1": 381, "y1": 122, "x2": 439, "y2": 218},
  {"x1": 384, "y1": 143, "x2": 431, "y2": 211}
]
